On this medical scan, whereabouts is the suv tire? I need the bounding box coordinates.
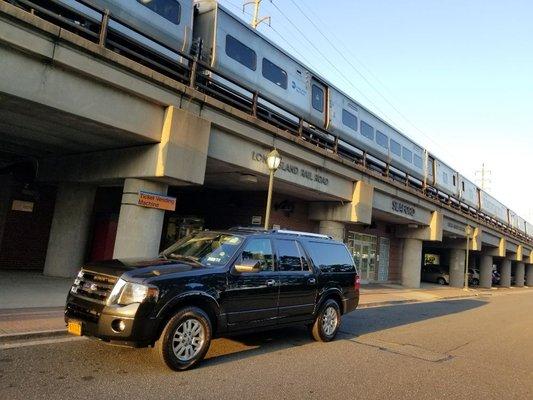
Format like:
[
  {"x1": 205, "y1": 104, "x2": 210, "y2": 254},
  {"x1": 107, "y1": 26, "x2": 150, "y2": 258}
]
[
  {"x1": 310, "y1": 299, "x2": 341, "y2": 342},
  {"x1": 437, "y1": 277, "x2": 446, "y2": 285},
  {"x1": 156, "y1": 306, "x2": 212, "y2": 371}
]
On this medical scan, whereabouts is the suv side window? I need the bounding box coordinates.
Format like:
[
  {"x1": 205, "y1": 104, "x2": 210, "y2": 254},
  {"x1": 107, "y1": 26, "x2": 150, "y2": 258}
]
[
  {"x1": 239, "y1": 238, "x2": 274, "y2": 272},
  {"x1": 306, "y1": 242, "x2": 355, "y2": 273},
  {"x1": 275, "y1": 239, "x2": 309, "y2": 272}
]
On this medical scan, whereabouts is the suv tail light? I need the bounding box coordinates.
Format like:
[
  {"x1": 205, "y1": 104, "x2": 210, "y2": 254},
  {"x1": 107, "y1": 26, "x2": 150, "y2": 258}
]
[{"x1": 355, "y1": 275, "x2": 361, "y2": 290}]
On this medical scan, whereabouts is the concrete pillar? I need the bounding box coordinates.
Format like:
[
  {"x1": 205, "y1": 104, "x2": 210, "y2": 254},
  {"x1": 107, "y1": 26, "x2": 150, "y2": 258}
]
[
  {"x1": 44, "y1": 183, "x2": 96, "y2": 277},
  {"x1": 113, "y1": 178, "x2": 168, "y2": 259},
  {"x1": 526, "y1": 264, "x2": 533, "y2": 287},
  {"x1": 479, "y1": 255, "x2": 493, "y2": 288},
  {"x1": 318, "y1": 220, "x2": 345, "y2": 242},
  {"x1": 500, "y1": 259, "x2": 512, "y2": 287},
  {"x1": 515, "y1": 262, "x2": 525, "y2": 287},
  {"x1": 401, "y1": 238, "x2": 423, "y2": 288},
  {"x1": 449, "y1": 248, "x2": 466, "y2": 288}
]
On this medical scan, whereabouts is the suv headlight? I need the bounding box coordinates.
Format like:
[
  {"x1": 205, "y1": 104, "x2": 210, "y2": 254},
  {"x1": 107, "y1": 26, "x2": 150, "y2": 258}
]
[{"x1": 107, "y1": 278, "x2": 159, "y2": 306}]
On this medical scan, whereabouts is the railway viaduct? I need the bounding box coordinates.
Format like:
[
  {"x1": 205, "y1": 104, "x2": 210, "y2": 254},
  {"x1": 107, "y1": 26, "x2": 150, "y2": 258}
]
[{"x1": 0, "y1": 1, "x2": 532, "y2": 288}]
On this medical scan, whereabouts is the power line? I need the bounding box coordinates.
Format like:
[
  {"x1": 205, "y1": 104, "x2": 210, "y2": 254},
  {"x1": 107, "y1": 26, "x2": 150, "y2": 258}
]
[
  {"x1": 266, "y1": 0, "x2": 402, "y2": 127},
  {"x1": 475, "y1": 163, "x2": 492, "y2": 191},
  {"x1": 243, "y1": 0, "x2": 270, "y2": 29},
  {"x1": 221, "y1": 0, "x2": 313, "y2": 66},
  {"x1": 284, "y1": 0, "x2": 460, "y2": 166}
]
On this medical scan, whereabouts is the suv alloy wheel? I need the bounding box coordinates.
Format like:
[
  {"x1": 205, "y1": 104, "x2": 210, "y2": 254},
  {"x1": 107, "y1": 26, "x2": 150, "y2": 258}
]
[
  {"x1": 310, "y1": 299, "x2": 341, "y2": 342},
  {"x1": 156, "y1": 307, "x2": 212, "y2": 371}
]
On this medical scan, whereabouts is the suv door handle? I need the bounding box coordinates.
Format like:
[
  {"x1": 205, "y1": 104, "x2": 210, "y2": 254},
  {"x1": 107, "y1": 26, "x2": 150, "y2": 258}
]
[
  {"x1": 308, "y1": 277, "x2": 316, "y2": 285},
  {"x1": 265, "y1": 279, "x2": 277, "y2": 287}
]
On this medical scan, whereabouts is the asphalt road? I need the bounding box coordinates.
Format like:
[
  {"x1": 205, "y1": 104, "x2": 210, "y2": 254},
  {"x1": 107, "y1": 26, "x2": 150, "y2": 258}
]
[{"x1": 2, "y1": 292, "x2": 533, "y2": 400}]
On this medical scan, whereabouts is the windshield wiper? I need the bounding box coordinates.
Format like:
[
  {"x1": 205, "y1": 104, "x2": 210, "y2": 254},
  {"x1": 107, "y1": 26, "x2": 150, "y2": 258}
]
[{"x1": 167, "y1": 254, "x2": 203, "y2": 265}]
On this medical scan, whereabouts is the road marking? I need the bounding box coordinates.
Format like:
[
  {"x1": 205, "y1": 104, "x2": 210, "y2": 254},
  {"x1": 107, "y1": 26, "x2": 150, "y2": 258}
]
[
  {"x1": 350, "y1": 337, "x2": 452, "y2": 363},
  {"x1": 0, "y1": 336, "x2": 87, "y2": 350}
]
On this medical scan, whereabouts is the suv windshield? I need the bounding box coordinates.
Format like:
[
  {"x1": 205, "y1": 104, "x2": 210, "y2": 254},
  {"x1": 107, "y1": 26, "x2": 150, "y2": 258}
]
[{"x1": 161, "y1": 233, "x2": 243, "y2": 267}]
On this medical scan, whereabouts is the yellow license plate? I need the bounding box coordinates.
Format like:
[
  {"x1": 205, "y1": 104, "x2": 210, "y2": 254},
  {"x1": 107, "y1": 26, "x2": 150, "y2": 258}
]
[{"x1": 67, "y1": 320, "x2": 82, "y2": 336}]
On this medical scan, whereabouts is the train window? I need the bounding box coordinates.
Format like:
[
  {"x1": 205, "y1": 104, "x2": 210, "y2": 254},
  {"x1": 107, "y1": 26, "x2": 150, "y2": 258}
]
[
  {"x1": 312, "y1": 84, "x2": 324, "y2": 112},
  {"x1": 342, "y1": 109, "x2": 358, "y2": 131},
  {"x1": 402, "y1": 147, "x2": 413, "y2": 163},
  {"x1": 462, "y1": 181, "x2": 466, "y2": 192},
  {"x1": 453, "y1": 175, "x2": 457, "y2": 186},
  {"x1": 414, "y1": 154, "x2": 423, "y2": 169},
  {"x1": 137, "y1": 0, "x2": 181, "y2": 25},
  {"x1": 262, "y1": 58, "x2": 287, "y2": 89},
  {"x1": 361, "y1": 121, "x2": 374, "y2": 140},
  {"x1": 226, "y1": 35, "x2": 257, "y2": 71},
  {"x1": 390, "y1": 139, "x2": 401, "y2": 156},
  {"x1": 376, "y1": 131, "x2": 388, "y2": 149},
  {"x1": 443, "y1": 172, "x2": 448, "y2": 184}
]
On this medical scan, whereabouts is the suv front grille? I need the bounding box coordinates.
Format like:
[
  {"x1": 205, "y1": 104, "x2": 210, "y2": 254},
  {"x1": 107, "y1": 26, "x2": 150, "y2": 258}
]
[
  {"x1": 71, "y1": 269, "x2": 118, "y2": 304},
  {"x1": 66, "y1": 302, "x2": 100, "y2": 323}
]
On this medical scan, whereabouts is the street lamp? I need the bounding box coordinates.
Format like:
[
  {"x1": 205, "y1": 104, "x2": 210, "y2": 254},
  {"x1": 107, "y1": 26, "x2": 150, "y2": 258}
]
[
  {"x1": 264, "y1": 149, "x2": 282, "y2": 229},
  {"x1": 464, "y1": 225, "x2": 473, "y2": 291}
]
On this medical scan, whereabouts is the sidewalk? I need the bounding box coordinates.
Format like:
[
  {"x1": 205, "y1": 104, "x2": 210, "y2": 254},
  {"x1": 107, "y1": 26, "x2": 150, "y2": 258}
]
[{"x1": 1, "y1": 270, "x2": 531, "y2": 341}]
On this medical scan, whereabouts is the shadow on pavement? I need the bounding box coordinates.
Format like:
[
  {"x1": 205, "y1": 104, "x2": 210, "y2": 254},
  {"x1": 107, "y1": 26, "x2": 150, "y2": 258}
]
[{"x1": 201, "y1": 297, "x2": 488, "y2": 368}]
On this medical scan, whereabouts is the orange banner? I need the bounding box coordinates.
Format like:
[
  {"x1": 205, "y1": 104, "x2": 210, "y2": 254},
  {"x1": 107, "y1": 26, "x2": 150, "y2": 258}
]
[{"x1": 138, "y1": 191, "x2": 176, "y2": 211}]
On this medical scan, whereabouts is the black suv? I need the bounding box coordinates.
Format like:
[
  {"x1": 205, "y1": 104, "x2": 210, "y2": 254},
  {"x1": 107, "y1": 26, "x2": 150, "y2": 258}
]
[{"x1": 65, "y1": 228, "x2": 360, "y2": 370}]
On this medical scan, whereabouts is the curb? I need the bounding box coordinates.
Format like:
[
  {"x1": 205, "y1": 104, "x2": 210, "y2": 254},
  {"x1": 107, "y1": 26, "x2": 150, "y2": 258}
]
[
  {"x1": 358, "y1": 293, "x2": 481, "y2": 309},
  {"x1": 0, "y1": 329, "x2": 67, "y2": 343}
]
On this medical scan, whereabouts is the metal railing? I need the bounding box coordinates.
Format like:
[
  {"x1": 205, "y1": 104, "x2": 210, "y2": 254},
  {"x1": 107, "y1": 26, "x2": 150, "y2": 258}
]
[{"x1": 4, "y1": 0, "x2": 531, "y2": 244}]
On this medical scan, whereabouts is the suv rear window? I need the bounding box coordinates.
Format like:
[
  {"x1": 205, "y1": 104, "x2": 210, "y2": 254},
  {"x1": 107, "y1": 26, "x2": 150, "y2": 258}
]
[{"x1": 306, "y1": 242, "x2": 355, "y2": 273}]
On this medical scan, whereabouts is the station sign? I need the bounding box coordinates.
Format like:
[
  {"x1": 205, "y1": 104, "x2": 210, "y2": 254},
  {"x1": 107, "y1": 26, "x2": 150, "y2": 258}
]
[{"x1": 137, "y1": 191, "x2": 176, "y2": 211}]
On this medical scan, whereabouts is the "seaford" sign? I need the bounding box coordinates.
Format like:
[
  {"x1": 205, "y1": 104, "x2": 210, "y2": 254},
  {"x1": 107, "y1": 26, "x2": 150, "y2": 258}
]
[
  {"x1": 392, "y1": 200, "x2": 416, "y2": 217},
  {"x1": 252, "y1": 151, "x2": 329, "y2": 186}
]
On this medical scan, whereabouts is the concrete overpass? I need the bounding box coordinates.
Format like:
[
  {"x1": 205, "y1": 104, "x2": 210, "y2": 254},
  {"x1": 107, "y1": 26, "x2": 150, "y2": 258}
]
[{"x1": 0, "y1": 1, "x2": 531, "y2": 288}]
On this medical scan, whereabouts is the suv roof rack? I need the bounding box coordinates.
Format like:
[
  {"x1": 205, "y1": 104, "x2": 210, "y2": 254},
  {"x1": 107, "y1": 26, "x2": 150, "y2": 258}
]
[
  {"x1": 228, "y1": 226, "x2": 268, "y2": 232},
  {"x1": 273, "y1": 230, "x2": 332, "y2": 240}
]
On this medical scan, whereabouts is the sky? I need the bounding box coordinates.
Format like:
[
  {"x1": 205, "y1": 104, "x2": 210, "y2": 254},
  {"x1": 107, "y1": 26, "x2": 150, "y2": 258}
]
[{"x1": 218, "y1": 0, "x2": 533, "y2": 221}]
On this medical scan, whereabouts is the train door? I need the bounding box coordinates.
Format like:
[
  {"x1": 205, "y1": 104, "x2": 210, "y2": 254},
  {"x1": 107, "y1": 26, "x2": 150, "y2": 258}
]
[
  {"x1": 426, "y1": 154, "x2": 436, "y2": 186},
  {"x1": 310, "y1": 78, "x2": 328, "y2": 128}
]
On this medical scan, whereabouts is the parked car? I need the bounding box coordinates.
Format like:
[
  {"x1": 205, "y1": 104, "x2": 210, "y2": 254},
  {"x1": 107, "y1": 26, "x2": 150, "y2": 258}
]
[
  {"x1": 421, "y1": 265, "x2": 450, "y2": 285},
  {"x1": 468, "y1": 268, "x2": 480, "y2": 286},
  {"x1": 65, "y1": 228, "x2": 360, "y2": 370}
]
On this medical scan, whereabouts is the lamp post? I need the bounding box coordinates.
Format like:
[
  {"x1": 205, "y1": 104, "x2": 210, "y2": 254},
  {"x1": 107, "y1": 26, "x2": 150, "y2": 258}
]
[
  {"x1": 464, "y1": 225, "x2": 473, "y2": 291},
  {"x1": 264, "y1": 149, "x2": 282, "y2": 229}
]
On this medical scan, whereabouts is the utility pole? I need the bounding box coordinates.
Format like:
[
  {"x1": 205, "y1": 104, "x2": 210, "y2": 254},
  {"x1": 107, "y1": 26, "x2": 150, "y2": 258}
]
[
  {"x1": 475, "y1": 163, "x2": 492, "y2": 191},
  {"x1": 244, "y1": 0, "x2": 271, "y2": 29}
]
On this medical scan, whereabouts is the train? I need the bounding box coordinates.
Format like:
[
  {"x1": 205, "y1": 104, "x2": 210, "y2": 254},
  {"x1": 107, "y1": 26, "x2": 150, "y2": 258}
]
[{"x1": 43, "y1": 0, "x2": 532, "y2": 238}]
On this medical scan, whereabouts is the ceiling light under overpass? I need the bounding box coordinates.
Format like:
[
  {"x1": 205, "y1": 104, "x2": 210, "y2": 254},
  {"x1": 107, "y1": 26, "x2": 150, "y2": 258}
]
[{"x1": 239, "y1": 174, "x2": 258, "y2": 184}]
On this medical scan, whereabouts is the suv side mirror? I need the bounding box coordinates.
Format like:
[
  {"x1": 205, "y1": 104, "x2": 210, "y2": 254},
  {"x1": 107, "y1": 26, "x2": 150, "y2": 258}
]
[{"x1": 234, "y1": 260, "x2": 261, "y2": 274}]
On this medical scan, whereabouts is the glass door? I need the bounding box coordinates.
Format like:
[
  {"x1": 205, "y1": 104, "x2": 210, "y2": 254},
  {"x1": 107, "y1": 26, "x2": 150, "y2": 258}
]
[{"x1": 346, "y1": 231, "x2": 377, "y2": 284}]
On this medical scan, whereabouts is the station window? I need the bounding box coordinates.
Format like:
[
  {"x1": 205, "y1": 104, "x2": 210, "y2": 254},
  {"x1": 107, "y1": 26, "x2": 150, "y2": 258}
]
[
  {"x1": 137, "y1": 0, "x2": 181, "y2": 25},
  {"x1": 414, "y1": 154, "x2": 423, "y2": 169},
  {"x1": 402, "y1": 147, "x2": 413, "y2": 163},
  {"x1": 390, "y1": 139, "x2": 401, "y2": 156},
  {"x1": 225, "y1": 35, "x2": 257, "y2": 71},
  {"x1": 342, "y1": 109, "x2": 358, "y2": 131},
  {"x1": 361, "y1": 121, "x2": 374, "y2": 140},
  {"x1": 376, "y1": 130, "x2": 388, "y2": 149},
  {"x1": 262, "y1": 58, "x2": 287, "y2": 89},
  {"x1": 312, "y1": 84, "x2": 324, "y2": 112}
]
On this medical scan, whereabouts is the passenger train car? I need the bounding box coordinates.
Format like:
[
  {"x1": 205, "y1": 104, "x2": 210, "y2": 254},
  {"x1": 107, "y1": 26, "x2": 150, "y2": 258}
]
[{"x1": 28, "y1": 0, "x2": 532, "y2": 238}]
